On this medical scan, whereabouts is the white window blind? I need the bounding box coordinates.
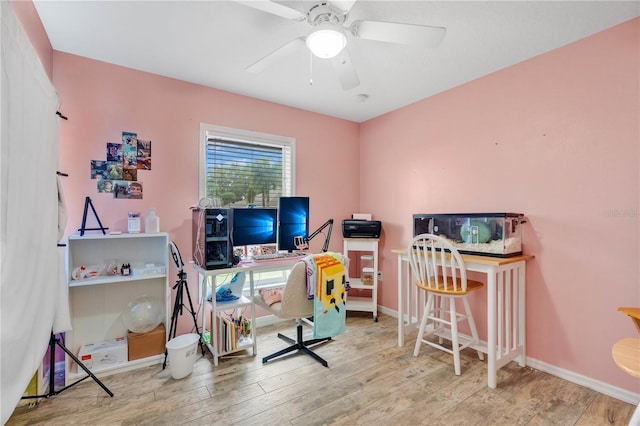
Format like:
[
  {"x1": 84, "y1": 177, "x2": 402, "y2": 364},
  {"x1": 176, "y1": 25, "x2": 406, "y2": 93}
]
[{"x1": 199, "y1": 124, "x2": 295, "y2": 207}]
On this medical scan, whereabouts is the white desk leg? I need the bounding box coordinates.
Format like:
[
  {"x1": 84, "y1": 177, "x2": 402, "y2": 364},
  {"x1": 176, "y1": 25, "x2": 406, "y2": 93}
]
[
  {"x1": 208, "y1": 274, "x2": 218, "y2": 367},
  {"x1": 249, "y1": 271, "x2": 257, "y2": 356},
  {"x1": 397, "y1": 252, "x2": 405, "y2": 347},
  {"x1": 518, "y1": 263, "x2": 527, "y2": 367},
  {"x1": 487, "y1": 268, "x2": 497, "y2": 389},
  {"x1": 199, "y1": 272, "x2": 214, "y2": 366},
  {"x1": 629, "y1": 402, "x2": 640, "y2": 426}
]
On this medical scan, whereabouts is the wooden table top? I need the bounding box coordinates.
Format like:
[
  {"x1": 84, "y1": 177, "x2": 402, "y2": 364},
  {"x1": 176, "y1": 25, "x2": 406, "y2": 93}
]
[{"x1": 391, "y1": 248, "x2": 534, "y2": 267}]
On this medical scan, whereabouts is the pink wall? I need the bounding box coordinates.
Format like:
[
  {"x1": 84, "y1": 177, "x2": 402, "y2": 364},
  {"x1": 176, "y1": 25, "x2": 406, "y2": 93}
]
[
  {"x1": 52, "y1": 52, "x2": 360, "y2": 334},
  {"x1": 13, "y1": 1, "x2": 639, "y2": 395},
  {"x1": 360, "y1": 18, "x2": 640, "y2": 393},
  {"x1": 9, "y1": 1, "x2": 53, "y2": 81}
]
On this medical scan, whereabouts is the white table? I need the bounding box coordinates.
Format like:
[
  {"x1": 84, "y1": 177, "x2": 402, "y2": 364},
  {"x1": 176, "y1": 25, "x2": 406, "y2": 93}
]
[
  {"x1": 343, "y1": 238, "x2": 379, "y2": 320},
  {"x1": 392, "y1": 249, "x2": 534, "y2": 388},
  {"x1": 192, "y1": 257, "x2": 302, "y2": 366}
]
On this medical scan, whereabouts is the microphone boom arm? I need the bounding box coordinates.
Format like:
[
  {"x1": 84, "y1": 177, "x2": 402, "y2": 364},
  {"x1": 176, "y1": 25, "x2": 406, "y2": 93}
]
[{"x1": 305, "y1": 219, "x2": 333, "y2": 252}]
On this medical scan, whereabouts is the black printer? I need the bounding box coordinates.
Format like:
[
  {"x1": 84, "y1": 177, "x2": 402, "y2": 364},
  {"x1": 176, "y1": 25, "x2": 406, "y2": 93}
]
[{"x1": 342, "y1": 220, "x2": 382, "y2": 238}]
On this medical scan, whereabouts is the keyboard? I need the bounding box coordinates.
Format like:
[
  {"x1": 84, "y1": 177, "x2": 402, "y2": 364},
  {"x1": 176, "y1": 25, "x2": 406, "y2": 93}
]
[{"x1": 252, "y1": 252, "x2": 307, "y2": 262}]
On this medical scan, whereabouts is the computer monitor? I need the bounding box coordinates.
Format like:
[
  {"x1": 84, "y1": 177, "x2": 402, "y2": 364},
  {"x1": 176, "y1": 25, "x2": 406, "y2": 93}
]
[
  {"x1": 230, "y1": 207, "x2": 278, "y2": 247},
  {"x1": 277, "y1": 196, "x2": 310, "y2": 252}
]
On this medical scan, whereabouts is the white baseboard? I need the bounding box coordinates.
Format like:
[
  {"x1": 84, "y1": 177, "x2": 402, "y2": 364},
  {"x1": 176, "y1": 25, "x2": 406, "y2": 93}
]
[
  {"x1": 254, "y1": 314, "x2": 288, "y2": 328},
  {"x1": 526, "y1": 358, "x2": 639, "y2": 405}
]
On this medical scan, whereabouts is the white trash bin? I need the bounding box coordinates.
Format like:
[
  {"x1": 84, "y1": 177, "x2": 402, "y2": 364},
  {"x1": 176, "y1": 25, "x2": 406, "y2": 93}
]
[{"x1": 165, "y1": 333, "x2": 200, "y2": 379}]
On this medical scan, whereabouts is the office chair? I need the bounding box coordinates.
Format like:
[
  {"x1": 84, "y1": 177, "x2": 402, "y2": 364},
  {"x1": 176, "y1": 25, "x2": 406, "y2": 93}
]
[
  {"x1": 408, "y1": 233, "x2": 485, "y2": 375},
  {"x1": 253, "y1": 261, "x2": 331, "y2": 367}
]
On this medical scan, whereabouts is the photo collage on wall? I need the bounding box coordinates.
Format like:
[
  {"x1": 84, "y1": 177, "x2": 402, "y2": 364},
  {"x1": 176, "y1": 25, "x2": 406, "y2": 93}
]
[{"x1": 91, "y1": 131, "x2": 152, "y2": 200}]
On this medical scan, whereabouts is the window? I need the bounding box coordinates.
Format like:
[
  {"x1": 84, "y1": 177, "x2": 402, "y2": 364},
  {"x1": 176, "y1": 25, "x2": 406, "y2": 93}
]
[{"x1": 199, "y1": 124, "x2": 296, "y2": 207}]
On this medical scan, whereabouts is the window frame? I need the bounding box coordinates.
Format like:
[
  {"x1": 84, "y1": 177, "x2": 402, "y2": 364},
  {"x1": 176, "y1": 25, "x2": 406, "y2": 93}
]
[{"x1": 199, "y1": 123, "x2": 296, "y2": 203}]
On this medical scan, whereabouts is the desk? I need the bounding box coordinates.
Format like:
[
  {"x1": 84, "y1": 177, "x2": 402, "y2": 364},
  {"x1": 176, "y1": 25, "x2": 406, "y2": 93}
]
[
  {"x1": 392, "y1": 249, "x2": 534, "y2": 388},
  {"x1": 193, "y1": 257, "x2": 301, "y2": 366}
]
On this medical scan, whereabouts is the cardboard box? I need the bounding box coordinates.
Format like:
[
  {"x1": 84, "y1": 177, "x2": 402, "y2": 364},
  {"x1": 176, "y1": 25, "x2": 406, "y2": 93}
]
[
  {"x1": 127, "y1": 323, "x2": 166, "y2": 361},
  {"x1": 78, "y1": 336, "x2": 128, "y2": 372}
]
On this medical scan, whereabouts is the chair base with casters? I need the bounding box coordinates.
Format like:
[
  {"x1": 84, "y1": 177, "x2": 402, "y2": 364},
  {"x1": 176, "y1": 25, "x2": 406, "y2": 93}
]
[
  {"x1": 254, "y1": 261, "x2": 337, "y2": 368},
  {"x1": 408, "y1": 233, "x2": 485, "y2": 376},
  {"x1": 262, "y1": 318, "x2": 331, "y2": 367}
]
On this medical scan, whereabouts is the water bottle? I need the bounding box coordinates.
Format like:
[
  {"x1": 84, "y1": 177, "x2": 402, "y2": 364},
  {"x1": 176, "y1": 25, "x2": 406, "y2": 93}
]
[{"x1": 145, "y1": 208, "x2": 160, "y2": 233}]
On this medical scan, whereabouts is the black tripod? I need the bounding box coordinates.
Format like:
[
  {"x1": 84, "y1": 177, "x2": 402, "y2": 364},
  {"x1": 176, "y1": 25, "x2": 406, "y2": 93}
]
[
  {"x1": 22, "y1": 332, "x2": 113, "y2": 401},
  {"x1": 163, "y1": 242, "x2": 205, "y2": 369},
  {"x1": 23, "y1": 242, "x2": 113, "y2": 401}
]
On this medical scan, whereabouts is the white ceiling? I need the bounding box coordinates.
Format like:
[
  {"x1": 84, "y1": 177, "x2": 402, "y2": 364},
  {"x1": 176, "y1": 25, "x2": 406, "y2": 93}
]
[{"x1": 33, "y1": 1, "x2": 639, "y2": 123}]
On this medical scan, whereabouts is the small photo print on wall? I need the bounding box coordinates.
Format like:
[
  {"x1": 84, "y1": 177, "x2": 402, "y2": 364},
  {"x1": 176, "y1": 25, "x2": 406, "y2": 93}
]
[
  {"x1": 106, "y1": 142, "x2": 122, "y2": 162},
  {"x1": 98, "y1": 179, "x2": 114, "y2": 193},
  {"x1": 137, "y1": 139, "x2": 151, "y2": 170},
  {"x1": 106, "y1": 161, "x2": 123, "y2": 180},
  {"x1": 123, "y1": 132, "x2": 138, "y2": 169},
  {"x1": 91, "y1": 160, "x2": 107, "y2": 179},
  {"x1": 122, "y1": 131, "x2": 137, "y2": 145},
  {"x1": 122, "y1": 168, "x2": 137, "y2": 181},
  {"x1": 113, "y1": 181, "x2": 143, "y2": 199},
  {"x1": 128, "y1": 181, "x2": 143, "y2": 199}
]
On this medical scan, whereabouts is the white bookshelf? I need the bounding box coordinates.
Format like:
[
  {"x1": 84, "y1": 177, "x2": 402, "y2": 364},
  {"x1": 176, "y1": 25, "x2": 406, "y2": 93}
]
[{"x1": 66, "y1": 232, "x2": 169, "y2": 380}]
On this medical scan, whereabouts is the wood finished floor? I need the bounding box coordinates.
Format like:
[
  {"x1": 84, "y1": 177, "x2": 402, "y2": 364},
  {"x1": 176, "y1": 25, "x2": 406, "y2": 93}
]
[{"x1": 8, "y1": 313, "x2": 636, "y2": 426}]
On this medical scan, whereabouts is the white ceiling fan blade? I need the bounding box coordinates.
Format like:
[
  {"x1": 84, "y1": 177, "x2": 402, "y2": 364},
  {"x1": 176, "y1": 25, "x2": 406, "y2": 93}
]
[
  {"x1": 246, "y1": 37, "x2": 306, "y2": 73},
  {"x1": 233, "y1": 0, "x2": 305, "y2": 21},
  {"x1": 352, "y1": 20, "x2": 446, "y2": 47},
  {"x1": 331, "y1": 48, "x2": 360, "y2": 90},
  {"x1": 331, "y1": 0, "x2": 358, "y2": 13}
]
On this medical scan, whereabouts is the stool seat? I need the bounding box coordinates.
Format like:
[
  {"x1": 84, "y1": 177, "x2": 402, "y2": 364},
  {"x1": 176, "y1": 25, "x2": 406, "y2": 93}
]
[
  {"x1": 614, "y1": 308, "x2": 640, "y2": 425},
  {"x1": 612, "y1": 337, "x2": 640, "y2": 379}
]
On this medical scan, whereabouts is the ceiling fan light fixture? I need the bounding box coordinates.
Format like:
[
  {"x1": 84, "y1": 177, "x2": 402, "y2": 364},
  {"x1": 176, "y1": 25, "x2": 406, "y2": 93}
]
[{"x1": 306, "y1": 23, "x2": 346, "y2": 59}]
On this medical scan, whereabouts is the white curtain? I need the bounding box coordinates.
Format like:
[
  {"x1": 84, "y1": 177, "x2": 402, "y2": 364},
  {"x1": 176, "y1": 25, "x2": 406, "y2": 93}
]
[{"x1": 1, "y1": 2, "x2": 63, "y2": 423}]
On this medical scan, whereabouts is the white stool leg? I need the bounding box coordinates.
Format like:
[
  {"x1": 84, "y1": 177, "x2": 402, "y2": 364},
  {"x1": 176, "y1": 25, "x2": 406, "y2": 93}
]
[
  {"x1": 463, "y1": 297, "x2": 484, "y2": 361},
  {"x1": 450, "y1": 296, "x2": 461, "y2": 375},
  {"x1": 437, "y1": 296, "x2": 445, "y2": 344},
  {"x1": 414, "y1": 293, "x2": 433, "y2": 357}
]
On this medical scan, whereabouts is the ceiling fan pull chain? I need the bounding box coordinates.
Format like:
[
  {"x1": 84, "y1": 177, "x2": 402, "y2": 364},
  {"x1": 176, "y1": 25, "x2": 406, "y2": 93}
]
[{"x1": 309, "y1": 51, "x2": 313, "y2": 85}]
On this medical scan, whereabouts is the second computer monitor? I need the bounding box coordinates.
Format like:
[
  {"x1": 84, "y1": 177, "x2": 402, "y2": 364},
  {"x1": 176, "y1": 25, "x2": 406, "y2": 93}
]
[
  {"x1": 278, "y1": 196, "x2": 309, "y2": 252},
  {"x1": 231, "y1": 207, "x2": 278, "y2": 247}
]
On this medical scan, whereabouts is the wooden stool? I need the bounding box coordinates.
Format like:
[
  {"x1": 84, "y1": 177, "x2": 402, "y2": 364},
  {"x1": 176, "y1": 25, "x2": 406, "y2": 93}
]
[
  {"x1": 619, "y1": 307, "x2": 640, "y2": 333},
  {"x1": 613, "y1": 307, "x2": 640, "y2": 424}
]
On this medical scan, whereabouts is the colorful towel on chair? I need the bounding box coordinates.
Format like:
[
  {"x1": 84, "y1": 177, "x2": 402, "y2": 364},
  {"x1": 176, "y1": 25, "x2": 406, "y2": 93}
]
[{"x1": 301, "y1": 252, "x2": 348, "y2": 339}]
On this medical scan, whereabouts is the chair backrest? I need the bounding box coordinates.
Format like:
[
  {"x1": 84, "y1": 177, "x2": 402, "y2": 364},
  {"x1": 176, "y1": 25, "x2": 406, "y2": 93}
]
[
  {"x1": 407, "y1": 233, "x2": 470, "y2": 294},
  {"x1": 279, "y1": 261, "x2": 314, "y2": 319}
]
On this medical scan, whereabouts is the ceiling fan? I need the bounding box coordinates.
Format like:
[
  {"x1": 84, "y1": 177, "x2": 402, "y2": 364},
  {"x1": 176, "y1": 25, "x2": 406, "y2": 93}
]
[{"x1": 235, "y1": 0, "x2": 446, "y2": 90}]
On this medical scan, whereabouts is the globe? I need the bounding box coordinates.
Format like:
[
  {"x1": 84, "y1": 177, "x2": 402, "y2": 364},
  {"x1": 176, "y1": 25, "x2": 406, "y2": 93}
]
[{"x1": 123, "y1": 296, "x2": 164, "y2": 334}]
